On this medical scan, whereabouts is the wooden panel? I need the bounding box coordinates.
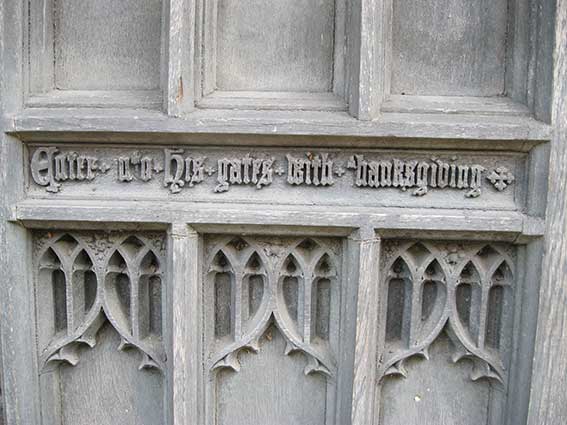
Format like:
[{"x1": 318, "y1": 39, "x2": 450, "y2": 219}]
[
  {"x1": 33, "y1": 230, "x2": 167, "y2": 425},
  {"x1": 391, "y1": 0, "x2": 508, "y2": 96},
  {"x1": 216, "y1": 327, "x2": 327, "y2": 425},
  {"x1": 376, "y1": 240, "x2": 518, "y2": 425},
  {"x1": 380, "y1": 335, "x2": 491, "y2": 425},
  {"x1": 203, "y1": 235, "x2": 343, "y2": 425},
  {"x1": 527, "y1": 1, "x2": 567, "y2": 423},
  {"x1": 25, "y1": 145, "x2": 527, "y2": 213},
  {"x1": 59, "y1": 324, "x2": 163, "y2": 425},
  {"x1": 216, "y1": 0, "x2": 335, "y2": 92},
  {"x1": 54, "y1": 0, "x2": 162, "y2": 90}
]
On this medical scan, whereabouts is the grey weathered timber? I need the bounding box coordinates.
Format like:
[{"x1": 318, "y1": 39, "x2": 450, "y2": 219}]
[
  {"x1": 526, "y1": 3, "x2": 567, "y2": 424},
  {"x1": 197, "y1": 0, "x2": 349, "y2": 111},
  {"x1": 391, "y1": 0, "x2": 508, "y2": 96},
  {"x1": 348, "y1": 230, "x2": 381, "y2": 425},
  {"x1": 1, "y1": 1, "x2": 41, "y2": 424},
  {"x1": 1, "y1": 0, "x2": 565, "y2": 423},
  {"x1": 26, "y1": 0, "x2": 165, "y2": 109},
  {"x1": 166, "y1": 224, "x2": 201, "y2": 425},
  {"x1": 8, "y1": 109, "x2": 553, "y2": 143}
]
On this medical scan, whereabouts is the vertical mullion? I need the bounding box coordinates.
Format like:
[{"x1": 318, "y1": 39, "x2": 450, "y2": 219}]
[
  {"x1": 1, "y1": 0, "x2": 42, "y2": 422},
  {"x1": 527, "y1": 1, "x2": 567, "y2": 422},
  {"x1": 166, "y1": 223, "x2": 201, "y2": 425},
  {"x1": 165, "y1": 0, "x2": 196, "y2": 116},
  {"x1": 347, "y1": 0, "x2": 390, "y2": 120},
  {"x1": 303, "y1": 275, "x2": 313, "y2": 344},
  {"x1": 348, "y1": 228, "x2": 381, "y2": 425}
]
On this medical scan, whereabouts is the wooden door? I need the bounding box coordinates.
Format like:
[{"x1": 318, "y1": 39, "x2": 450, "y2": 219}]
[{"x1": 1, "y1": 0, "x2": 566, "y2": 424}]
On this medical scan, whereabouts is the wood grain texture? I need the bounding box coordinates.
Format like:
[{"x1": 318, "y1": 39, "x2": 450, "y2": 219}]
[
  {"x1": 347, "y1": 0, "x2": 386, "y2": 120},
  {"x1": 167, "y1": 224, "x2": 201, "y2": 425},
  {"x1": 349, "y1": 230, "x2": 380, "y2": 425},
  {"x1": 391, "y1": 0, "x2": 507, "y2": 96},
  {"x1": 14, "y1": 200, "x2": 543, "y2": 239},
  {"x1": 166, "y1": 0, "x2": 196, "y2": 116},
  {"x1": 1, "y1": 0, "x2": 562, "y2": 424},
  {"x1": 382, "y1": 95, "x2": 531, "y2": 116},
  {"x1": 216, "y1": 328, "x2": 327, "y2": 425},
  {"x1": 1, "y1": 1, "x2": 42, "y2": 424},
  {"x1": 527, "y1": 2, "x2": 567, "y2": 423},
  {"x1": 54, "y1": 0, "x2": 162, "y2": 90},
  {"x1": 59, "y1": 324, "x2": 164, "y2": 425},
  {"x1": 380, "y1": 335, "x2": 490, "y2": 425},
  {"x1": 10, "y1": 108, "x2": 553, "y2": 142},
  {"x1": 216, "y1": 0, "x2": 335, "y2": 92}
]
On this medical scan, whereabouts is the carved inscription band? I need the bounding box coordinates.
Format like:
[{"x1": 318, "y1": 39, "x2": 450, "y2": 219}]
[{"x1": 30, "y1": 147, "x2": 516, "y2": 197}]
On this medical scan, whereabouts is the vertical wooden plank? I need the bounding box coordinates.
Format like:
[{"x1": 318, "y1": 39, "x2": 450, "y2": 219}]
[
  {"x1": 27, "y1": 0, "x2": 55, "y2": 95},
  {"x1": 347, "y1": 0, "x2": 389, "y2": 120},
  {"x1": 166, "y1": 0, "x2": 196, "y2": 116},
  {"x1": 527, "y1": 3, "x2": 567, "y2": 424},
  {"x1": 347, "y1": 228, "x2": 381, "y2": 425},
  {"x1": 166, "y1": 224, "x2": 201, "y2": 425},
  {"x1": 1, "y1": 1, "x2": 41, "y2": 424},
  {"x1": 529, "y1": 0, "x2": 556, "y2": 122}
]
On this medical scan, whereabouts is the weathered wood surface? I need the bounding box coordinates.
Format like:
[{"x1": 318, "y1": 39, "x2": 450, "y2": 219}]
[
  {"x1": 9, "y1": 108, "x2": 553, "y2": 142},
  {"x1": 54, "y1": 0, "x2": 162, "y2": 90},
  {"x1": 0, "y1": 0, "x2": 564, "y2": 423},
  {"x1": 349, "y1": 231, "x2": 380, "y2": 425},
  {"x1": 1, "y1": 1, "x2": 41, "y2": 424},
  {"x1": 216, "y1": 0, "x2": 335, "y2": 92},
  {"x1": 527, "y1": 2, "x2": 567, "y2": 423},
  {"x1": 167, "y1": 224, "x2": 201, "y2": 425},
  {"x1": 391, "y1": 0, "x2": 508, "y2": 96},
  {"x1": 14, "y1": 201, "x2": 545, "y2": 239}
]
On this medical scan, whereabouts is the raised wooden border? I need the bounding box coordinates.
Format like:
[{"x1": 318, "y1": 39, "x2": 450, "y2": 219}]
[
  {"x1": 195, "y1": 0, "x2": 350, "y2": 112},
  {"x1": 526, "y1": 2, "x2": 567, "y2": 423},
  {"x1": 166, "y1": 224, "x2": 202, "y2": 425},
  {"x1": 1, "y1": 1, "x2": 42, "y2": 423},
  {"x1": 24, "y1": 0, "x2": 170, "y2": 112}
]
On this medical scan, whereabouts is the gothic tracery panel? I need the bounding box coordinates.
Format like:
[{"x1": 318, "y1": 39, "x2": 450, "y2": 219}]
[
  {"x1": 203, "y1": 235, "x2": 343, "y2": 425},
  {"x1": 380, "y1": 240, "x2": 515, "y2": 382},
  {"x1": 379, "y1": 240, "x2": 516, "y2": 424},
  {"x1": 34, "y1": 231, "x2": 167, "y2": 372}
]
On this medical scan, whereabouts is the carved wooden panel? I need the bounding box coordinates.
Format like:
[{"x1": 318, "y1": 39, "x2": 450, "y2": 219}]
[
  {"x1": 27, "y1": 146, "x2": 524, "y2": 212},
  {"x1": 203, "y1": 235, "x2": 343, "y2": 425},
  {"x1": 33, "y1": 230, "x2": 166, "y2": 425},
  {"x1": 378, "y1": 240, "x2": 516, "y2": 424}
]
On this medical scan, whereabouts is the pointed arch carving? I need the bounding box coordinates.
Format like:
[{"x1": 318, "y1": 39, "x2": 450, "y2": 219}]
[
  {"x1": 34, "y1": 231, "x2": 167, "y2": 373},
  {"x1": 205, "y1": 236, "x2": 341, "y2": 378},
  {"x1": 379, "y1": 241, "x2": 515, "y2": 384}
]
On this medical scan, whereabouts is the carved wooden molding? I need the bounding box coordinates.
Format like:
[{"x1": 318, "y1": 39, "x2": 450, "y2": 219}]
[
  {"x1": 34, "y1": 231, "x2": 166, "y2": 372},
  {"x1": 379, "y1": 240, "x2": 515, "y2": 384},
  {"x1": 30, "y1": 146, "x2": 516, "y2": 198}
]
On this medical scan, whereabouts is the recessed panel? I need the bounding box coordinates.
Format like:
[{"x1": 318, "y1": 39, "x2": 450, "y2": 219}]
[
  {"x1": 391, "y1": 0, "x2": 508, "y2": 96},
  {"x1": 34, "y1": 231, "x2": 167, "y2": 425},
  {"x1": 216, "y1": 0, "x2": 335, "y2": 92},
  {"x1": 27, "y1": 145, "x2": 526, "y2": 213},
  {"x1": 378, "y1": 240, "x2": 517, "y2": 425},
  {"x1": 203, "y1": 235, "x2": 342, "y2": 425},
  {"x1": 60, "y1": 324, "x2": 164, "y2": 425},
  {"x1": 54, "y1": 0, "x2": 162, "y2": 90}
]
